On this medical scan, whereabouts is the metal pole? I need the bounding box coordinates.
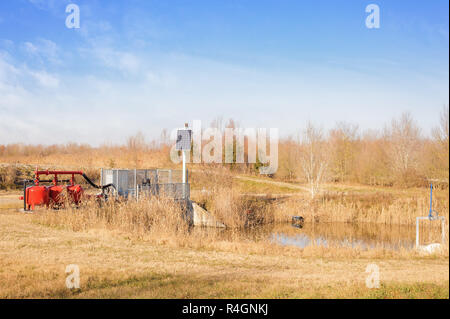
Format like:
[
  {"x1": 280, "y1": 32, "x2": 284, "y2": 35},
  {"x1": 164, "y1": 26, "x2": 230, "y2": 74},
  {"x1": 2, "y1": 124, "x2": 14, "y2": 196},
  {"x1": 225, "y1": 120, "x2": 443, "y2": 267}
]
[
  {"x1": 429, "y1": 184, "x2": 433, "y2": 218},
  {"x1": 134, "y1": 168, "x2": 137, "y2": 200},
  {"x1": 182, "y1": 150, "x2": 186, "y2": 184},
  {"x1": 182, "y1": 150, "x2": 187, "y2": 200},
  {"x1": 23, "y1": 180, "x2": 27, "y2": 211},
  {"x1": 115, "y1": 170, "x2": 118, "y2": 196}
]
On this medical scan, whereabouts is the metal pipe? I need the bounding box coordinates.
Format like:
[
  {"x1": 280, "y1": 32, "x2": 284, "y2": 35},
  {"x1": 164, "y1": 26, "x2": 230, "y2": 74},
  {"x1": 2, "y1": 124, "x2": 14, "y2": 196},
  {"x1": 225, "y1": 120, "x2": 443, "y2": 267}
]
[
  {"x1": 36, "y1": 170, "x2": 84, "y2": 176},
  {"x1": 429, "y1": 183, "x2": 433, "y2": 218},
  {"x1": 134, "y1": 169, "x2": 137, "y2": 200},
  {"x1": 182, "y1": 151, "x2": 186, "y2": 184},
  {"x1": 23, "y1": 180, "x2": 27, "y2": 211}
]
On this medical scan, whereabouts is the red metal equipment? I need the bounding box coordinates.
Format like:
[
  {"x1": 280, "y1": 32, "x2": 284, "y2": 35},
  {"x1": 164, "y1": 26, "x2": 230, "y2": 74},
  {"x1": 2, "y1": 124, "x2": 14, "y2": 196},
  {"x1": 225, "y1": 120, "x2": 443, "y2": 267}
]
[
  {"x1": 25, "y1": 185, "x2": 49, "y2": 210},
  {"x1": 21, "y1": 170, "x2": 85, "y2": 210},
  {"x1": 20, "y1": 168, "x2": 115, "y2": 211}
]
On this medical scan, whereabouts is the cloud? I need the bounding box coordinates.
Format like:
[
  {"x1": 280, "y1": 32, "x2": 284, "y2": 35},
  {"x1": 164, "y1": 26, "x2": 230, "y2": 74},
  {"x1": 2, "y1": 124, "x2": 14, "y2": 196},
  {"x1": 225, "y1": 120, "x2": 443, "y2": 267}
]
[
  {"x1": 117, "y1": 52, "x2": 140, "y2": 74},
  {"x1": 80, "y1": 46, "x2": 141, "y2": 75},
  {"x1": 145, "y1": 71, "x2": 178, "y2": 88},
  {"x1": 22, "y1": 38, "x2": 61, "y2": 65},
  {"x1": 0, "y1": 51, "x2": 20, "y2": 81},
  {"x1": 24, "y1": 42, "x2": 38, "y2": 54},
  {"x1": 27, "y1": 0, "x2": 61, "y2": 11},
  {"x1": 28, "y1": 70, "x2": 60, "y2": 88},
  {"x1": 0, "y1": 50, "x2": 59, "y2": 92}
]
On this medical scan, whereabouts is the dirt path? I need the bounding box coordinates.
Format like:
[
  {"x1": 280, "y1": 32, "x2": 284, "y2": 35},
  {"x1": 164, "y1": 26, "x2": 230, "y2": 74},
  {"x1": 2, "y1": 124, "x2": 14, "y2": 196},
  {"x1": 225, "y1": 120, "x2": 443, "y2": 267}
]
[
  {"x1": 0, "y1": 192, "x2": 22, "y2": 209},
  {"x1": 235, "y1": 175, "x2": 311, "y2": 193}
]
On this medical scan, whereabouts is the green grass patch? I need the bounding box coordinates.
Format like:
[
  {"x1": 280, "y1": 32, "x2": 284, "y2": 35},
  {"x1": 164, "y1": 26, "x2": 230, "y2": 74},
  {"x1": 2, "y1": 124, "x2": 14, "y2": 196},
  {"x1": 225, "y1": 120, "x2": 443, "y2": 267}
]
[{"x1": 235, "y1": 179, "x2": 298, "y2": 194}]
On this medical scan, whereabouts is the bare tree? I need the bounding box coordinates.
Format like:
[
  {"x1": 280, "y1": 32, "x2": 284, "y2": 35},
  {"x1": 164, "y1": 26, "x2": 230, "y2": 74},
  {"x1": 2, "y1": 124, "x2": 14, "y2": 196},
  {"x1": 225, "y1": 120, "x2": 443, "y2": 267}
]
[
  {"x1": 433, "y1": 105, "x2": 449, "y2": 145},
  {"x1": 431, "y1": 105, "x2": 449, "y2": 180},
  {"x1": 210, "y1": 116, "x2": 224, "y2": 132},
  {"x1": 127, "y1": 131, "x2": 146, "y2": 168},
  {"x1": 278, "y1": 135, "x2": 301, "y2": 181},
  {"x1": 159, "y1": 128, "x2": 170, "y2": 147},
  {"x1": 385, "y1": 112, "x2": 421, "y2": 174},
  {"x1": 299, "y1": 123, "x2": 328, "y2": 198},
  {"x1": 329, "y1": 122, "x2": 359, "y2": 182}
]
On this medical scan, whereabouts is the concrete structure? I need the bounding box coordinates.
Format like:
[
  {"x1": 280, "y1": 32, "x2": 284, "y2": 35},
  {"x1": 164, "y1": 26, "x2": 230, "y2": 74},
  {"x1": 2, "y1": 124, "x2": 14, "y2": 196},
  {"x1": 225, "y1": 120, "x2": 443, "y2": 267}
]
[{"x1": 188, "y1": 202, "x2": 226, "y2": 228}]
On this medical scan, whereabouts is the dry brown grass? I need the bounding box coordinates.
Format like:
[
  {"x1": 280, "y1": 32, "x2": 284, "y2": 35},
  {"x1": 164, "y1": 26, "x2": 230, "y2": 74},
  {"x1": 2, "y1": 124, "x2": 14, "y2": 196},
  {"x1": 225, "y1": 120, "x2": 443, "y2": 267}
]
[
  {"x1": 0, "y1": 144, "x2": 174, "y2": 182},
  {"x1": 190, "y1": 168, "x2": 273, "y2": 228},
  {"x1": 0, "y1": 209, "x2": 448, "y2": 298},
  {"x1": 0, "y1": 158, "x2": 448, "y2": 298},
  {"x1": 28, "y1": 194, "x2": 448, "y2": 259},
  {"x1": 273, "y1": 189, "x2": 450, "y2": 226},
  {"x1": 35, "y1": 196, "x2": 190, "y2": 244}
]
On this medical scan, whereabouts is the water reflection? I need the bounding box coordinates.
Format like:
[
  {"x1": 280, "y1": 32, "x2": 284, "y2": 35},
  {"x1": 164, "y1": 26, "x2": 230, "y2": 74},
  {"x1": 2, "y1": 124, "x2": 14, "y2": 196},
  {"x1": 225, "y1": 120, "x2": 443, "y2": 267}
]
[
  {"x1": 195, "y1": 222, "x2": 418, "y2": 250},
  {"x1": 269, "y1": 223, "x2": 417, "y2": 250}
]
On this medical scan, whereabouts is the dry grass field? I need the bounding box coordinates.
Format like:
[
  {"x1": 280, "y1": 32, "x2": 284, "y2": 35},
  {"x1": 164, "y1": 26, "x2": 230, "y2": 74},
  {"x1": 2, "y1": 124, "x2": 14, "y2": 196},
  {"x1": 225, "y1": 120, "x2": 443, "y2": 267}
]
[
  {"x1": 0, "y1": 189, "x2": 448, "y2": 299},
  {"x1": 0, "y1": 162, "x2": 448, "y2": 299}
]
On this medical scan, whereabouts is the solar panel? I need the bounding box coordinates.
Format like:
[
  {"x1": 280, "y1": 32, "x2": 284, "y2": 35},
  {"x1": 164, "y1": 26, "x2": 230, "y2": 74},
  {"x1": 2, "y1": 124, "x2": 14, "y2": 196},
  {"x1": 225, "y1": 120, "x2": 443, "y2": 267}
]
[{"x1": 176, "y1": 129, "x2": 192, "y2": 150}]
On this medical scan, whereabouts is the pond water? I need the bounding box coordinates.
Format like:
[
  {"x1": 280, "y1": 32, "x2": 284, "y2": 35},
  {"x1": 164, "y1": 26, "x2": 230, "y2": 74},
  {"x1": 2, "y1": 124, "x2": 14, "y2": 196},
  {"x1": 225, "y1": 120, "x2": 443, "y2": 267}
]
[
  {"x1": 267, "y1": 223, "x2": 417, "y2": 250},
  {"x1": 207, "y1": 222, "x2": 430, "y2": 250}
]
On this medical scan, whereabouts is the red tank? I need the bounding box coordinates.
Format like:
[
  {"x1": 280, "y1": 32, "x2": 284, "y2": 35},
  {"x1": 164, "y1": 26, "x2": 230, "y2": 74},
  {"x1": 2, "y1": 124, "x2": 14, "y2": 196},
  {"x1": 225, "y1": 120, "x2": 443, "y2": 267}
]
[
  {"x1": 49, "y1": 185, "x2": 65, "y2": 206},
  {"x1": 20, "y1": 169, "x2": 98, "y2": 211},
  {"x1": 67, "y1": 184, "x2": 84, "y2": 204},
  {"x1": 26, "y1": 186, "x2": 49, "y2": 210}
]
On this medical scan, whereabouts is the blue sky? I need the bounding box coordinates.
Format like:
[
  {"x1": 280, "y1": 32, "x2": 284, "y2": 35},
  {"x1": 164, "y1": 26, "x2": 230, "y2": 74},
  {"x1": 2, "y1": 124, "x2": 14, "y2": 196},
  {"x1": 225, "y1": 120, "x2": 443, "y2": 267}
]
[{"x1": 0, "y1": 0, "x2": 448, "y2": 145}]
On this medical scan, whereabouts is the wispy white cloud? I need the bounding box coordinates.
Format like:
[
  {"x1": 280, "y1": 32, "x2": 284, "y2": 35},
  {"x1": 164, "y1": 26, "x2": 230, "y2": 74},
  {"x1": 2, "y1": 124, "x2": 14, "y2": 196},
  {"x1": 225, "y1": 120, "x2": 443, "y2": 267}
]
[
  {"x1": 79, "y1": 46, "x2": 141, "y2": 75},
  {"x1": 27, "y1": 0, "x2": 62, "y2": 11},
  {"x1": 28, "y1": 69, "x2": 60, "y2": 88},
  {"x1": 0, "y1": 51, "x2": 20, "y2": 81},
  {"x1": 22, "y1": 38, "x2": 61, "y2": 65}
]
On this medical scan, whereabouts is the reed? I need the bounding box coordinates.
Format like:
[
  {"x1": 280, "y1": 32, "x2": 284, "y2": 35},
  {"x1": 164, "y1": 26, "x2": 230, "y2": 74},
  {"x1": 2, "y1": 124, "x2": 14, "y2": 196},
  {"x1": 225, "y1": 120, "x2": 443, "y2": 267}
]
[
  {"x1": 273, "y1": 191, "x2": 449, "y2": 226},
  {"x1": 35, "y1": 196, "x2": 189, "y2": 244}
]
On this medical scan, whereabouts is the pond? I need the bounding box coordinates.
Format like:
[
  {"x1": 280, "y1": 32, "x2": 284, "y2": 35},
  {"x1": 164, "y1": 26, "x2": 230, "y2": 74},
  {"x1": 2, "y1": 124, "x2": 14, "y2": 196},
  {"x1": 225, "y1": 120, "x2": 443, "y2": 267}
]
[
  {"x1": 206, "y1": 222, "x2": 432, "y2": 250},
  {"x1": 267, "y1": 222, "x2": 417, "y2": 250}
]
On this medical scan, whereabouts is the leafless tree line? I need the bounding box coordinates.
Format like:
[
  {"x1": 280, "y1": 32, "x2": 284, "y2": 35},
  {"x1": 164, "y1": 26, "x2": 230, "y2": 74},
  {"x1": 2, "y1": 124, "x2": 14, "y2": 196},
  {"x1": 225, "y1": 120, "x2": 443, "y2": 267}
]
[
  {"x1": 1, "y1": 107, "x2": 448, "y2": 197},
  {"x1": 278, "y1": 106, "x2": 449, "y2": 197}
]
